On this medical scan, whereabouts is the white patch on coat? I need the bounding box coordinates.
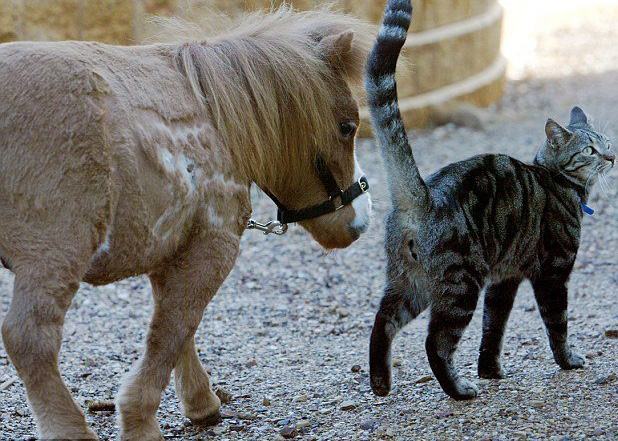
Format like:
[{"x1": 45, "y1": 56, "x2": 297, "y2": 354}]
[
  {"x1": 350, "y1": 154, "x2": 371, "y2": 233},
  {"x1": 206, "y1": 205, "x2": 224, "y2": 228},
  {"x1": 137, "y1": 115, "x2": 248, "y2": 237}
]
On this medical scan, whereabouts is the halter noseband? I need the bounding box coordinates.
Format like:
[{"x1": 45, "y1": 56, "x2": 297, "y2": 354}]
[{"x1": 247, "y1": 156, "x2": 369, "y2": 235}]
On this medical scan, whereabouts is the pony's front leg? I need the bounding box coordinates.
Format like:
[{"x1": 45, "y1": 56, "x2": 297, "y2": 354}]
[{"x1": 117, "y1": 230, "x2": 240, "y2": 441}]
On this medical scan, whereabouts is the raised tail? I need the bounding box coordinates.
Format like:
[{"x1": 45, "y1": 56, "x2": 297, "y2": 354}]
[{"x1": 365, "y1": 0, "x2": 430, "y2": 216}]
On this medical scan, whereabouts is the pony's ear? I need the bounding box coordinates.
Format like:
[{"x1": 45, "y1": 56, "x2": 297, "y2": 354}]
[
  {"x1": 545, "y1": 118, "x2": 572, "y2": 147},
  {"x1": 317, "y1": 30, "x2": 354, "y2": 69}
]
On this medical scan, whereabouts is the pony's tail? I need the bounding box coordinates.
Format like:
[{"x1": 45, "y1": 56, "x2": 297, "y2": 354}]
[{"x1": 365, "y1": 0, "x2": 430, "y2": 217}]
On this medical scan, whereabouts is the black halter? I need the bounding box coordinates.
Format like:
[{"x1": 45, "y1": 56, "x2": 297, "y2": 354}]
[{"x1": 248, "y1": 155, "x2": 369, "y2": 235}]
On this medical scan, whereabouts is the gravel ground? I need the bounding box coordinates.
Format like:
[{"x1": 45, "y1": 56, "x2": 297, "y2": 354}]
[{"x1": 1, "y1": 4, "x2": 618, "y2": 441}]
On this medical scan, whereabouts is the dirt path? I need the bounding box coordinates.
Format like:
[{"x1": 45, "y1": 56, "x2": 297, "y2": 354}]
[{"x1": 1, "y1": 3, "x2": 617, "y2": 440}]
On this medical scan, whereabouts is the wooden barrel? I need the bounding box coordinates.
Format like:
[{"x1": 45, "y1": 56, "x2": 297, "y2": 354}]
[
  {"x1": 0, "y1": 0, "x2": 504, "y2": 132},
  {"x1": 356, "y1": 0, "x2": 506, "y2": 134},
  {"x1": 169, "y1": 0, "x2": 506, "y2": 133}
]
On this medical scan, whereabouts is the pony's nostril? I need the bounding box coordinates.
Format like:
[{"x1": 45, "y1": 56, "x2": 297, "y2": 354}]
[{"x1": 348, "y1": 222, "x2": 367, "y2": 239}]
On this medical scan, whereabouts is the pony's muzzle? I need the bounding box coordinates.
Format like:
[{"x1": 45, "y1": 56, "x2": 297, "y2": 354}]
[{"x1": 350, "y1": 190, "x2": 372, "y2": 237}]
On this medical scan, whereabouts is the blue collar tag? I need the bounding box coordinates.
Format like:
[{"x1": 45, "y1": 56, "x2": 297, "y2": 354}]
[{"x1": 580, "y1": 201, "x2": 594, "y2": 216}]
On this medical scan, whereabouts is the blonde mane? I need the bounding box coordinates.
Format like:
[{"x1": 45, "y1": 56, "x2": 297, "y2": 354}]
[{"x1": 151, "y1": 6, "x2": 373, "y2": 186}]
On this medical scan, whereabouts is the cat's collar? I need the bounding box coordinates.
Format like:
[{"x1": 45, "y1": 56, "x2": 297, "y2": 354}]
[{"x1": 580, "y1": 200, "x2": 594, "y2": 216}]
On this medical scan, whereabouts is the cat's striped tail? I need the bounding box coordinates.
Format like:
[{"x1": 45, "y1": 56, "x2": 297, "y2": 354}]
[{"x1": 365, "y1": 0, "x2": 430, "y2": 216}]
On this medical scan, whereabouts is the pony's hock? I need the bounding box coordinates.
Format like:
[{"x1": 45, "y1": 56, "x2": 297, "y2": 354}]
[{"x1": 0, "y1": 6, "x2": 372, "y2": 441}]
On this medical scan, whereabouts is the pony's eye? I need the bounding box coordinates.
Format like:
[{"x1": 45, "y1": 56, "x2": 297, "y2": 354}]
[
  {"x1": 339, "y1": 122, "x2": 357, "y2": 138},
  {"x1": 583, "y1": 146, "x2": 595, "y2": 155}
]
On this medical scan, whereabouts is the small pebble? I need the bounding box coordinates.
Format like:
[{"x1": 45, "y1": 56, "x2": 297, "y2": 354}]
[
  {"x1": 604, "y1": 329, "x2": 618, "y2": 339},
  {"x1": 436, "y1": 410, "x2": 454, "y2": 418},
  {"x1": 415, "y1": 375, "x2": 433, "y2": 384},
  {"x1": 280, "y1": 425, "x2": 298, "y2": 439},
  {"x1": 360, "y1": 418, "x2": 377, "y2": 430},
  {"x1": 392, "y1": 357, "x2": 402, "y2": 367},
  {"x1": 351, "y1": 364, "x2": 362, "y2": 373},
  {"x1": 296, "y1": 419, "x2": 311, "y2": 429},
  {"x1": 294, "y1": 393, "x2": 308, "y2": 403},
  {"x1": 215, "y1": 388, "x2": 232, "y2": 404},
  {"x1": 336, "y1": 307, "x2": 350, "y2": 318},
  {"x1": 262, "y1": 397, "x2": 272, "y2": 406},
  {"x1": 246, "y1": 358, "x2": 258, "y2": 367},
  {"x1": 340, "y1": 400, "x2": 357, "y2": 411}
]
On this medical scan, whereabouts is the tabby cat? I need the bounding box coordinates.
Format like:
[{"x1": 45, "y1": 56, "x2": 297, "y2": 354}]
[{"x1": 365, "y1": 0, "x2": 615, "y2": 400}]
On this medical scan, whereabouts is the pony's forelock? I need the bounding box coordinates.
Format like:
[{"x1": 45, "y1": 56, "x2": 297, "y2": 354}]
[{"x1": 148, "y1": 5, "x2": 374, "y2": 187}]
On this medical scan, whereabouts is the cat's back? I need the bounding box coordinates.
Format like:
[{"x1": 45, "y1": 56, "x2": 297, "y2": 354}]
[
  {"x1": 420, "y1": 154, "x2": 548, "y2": 274},
  {"x1": 424, "y1": 154, "x2": 548, "y2": 216},
  {"x1": 426, "y1": 153, "x2": 540, "y2": 202}
]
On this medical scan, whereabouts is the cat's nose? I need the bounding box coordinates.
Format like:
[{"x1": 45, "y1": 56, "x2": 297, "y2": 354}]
[{"x1": 603, "y1": 152, "x2": 616, "y2": 166}]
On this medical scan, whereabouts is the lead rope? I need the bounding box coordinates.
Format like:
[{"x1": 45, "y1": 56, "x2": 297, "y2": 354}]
[{"x1": 246, "y1": 219, "x2": 288, "y2": 235}]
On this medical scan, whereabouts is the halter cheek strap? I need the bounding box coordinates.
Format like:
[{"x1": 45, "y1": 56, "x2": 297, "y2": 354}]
[{"x1": 247, "y1": 155, "x2": 369, "y2": 235}]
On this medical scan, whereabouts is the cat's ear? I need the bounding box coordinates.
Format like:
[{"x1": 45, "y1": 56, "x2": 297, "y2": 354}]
[
  {"x1": 569, "y1": 106, "x2": 588, "y2": 126},
  {"x1": 545, "y1": 119, "x2": 572, "y2": 147}
]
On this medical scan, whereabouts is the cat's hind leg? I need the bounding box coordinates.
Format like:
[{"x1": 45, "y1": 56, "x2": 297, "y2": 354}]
[
  {"x1": 369, "y1": 280, "x2": 429, "y2": 396},
  {"x1": 426, "y1": 280, "x2": 480, "y2": 400},
  {"x1": 531, "y1": 276, "x2": 584, "y2": 370},
  {"x1": 478, "y1": 278, "x2": 521, "y2": 379}
]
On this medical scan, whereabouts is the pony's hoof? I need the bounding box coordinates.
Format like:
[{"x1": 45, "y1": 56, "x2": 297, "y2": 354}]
[{"x1": 190, "y1": 410, "x2": 222, "y2": 426}]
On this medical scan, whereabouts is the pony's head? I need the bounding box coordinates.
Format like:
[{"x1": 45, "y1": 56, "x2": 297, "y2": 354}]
[{"x1": 170, "y1": 6, "x2": 374, "y2": 248}]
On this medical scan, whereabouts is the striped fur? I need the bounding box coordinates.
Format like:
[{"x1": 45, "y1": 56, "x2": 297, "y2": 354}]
[
  {"x1": 365, "y1": 0, "x2": 430, "y2": 217},
  {"x1": 367, "y1": 0, "x2": 615, "y2": 400}
]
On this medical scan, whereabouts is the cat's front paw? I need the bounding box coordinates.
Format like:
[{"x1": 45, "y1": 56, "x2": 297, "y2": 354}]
[
  {"x1": 478, "y1": 356, "x2": 506, "y2": 379},
  {"x1": 447, "y1": 379, "x2": 479, "y2": 400},
  {"x1": 370, "y1": 371, "x2": 392, "y2": 397},
  {"x1": 557, "y1": 351, "x2": 585, "y2": 370}
]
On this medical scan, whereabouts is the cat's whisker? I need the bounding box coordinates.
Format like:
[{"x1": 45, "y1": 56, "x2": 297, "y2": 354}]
[
  {"x1": 597, "y1": 174, "x2": 608, "y2": 195},
  {"x1": 600, "y1": 173, "x2": 612, "y2": 195}
]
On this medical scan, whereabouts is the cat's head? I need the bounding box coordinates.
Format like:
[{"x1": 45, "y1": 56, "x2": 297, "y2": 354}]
[{"x1": 534, "y1": 107, "x2": 614, "y2": 188}]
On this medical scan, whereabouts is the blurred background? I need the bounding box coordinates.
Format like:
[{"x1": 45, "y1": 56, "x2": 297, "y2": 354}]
[{"x1": 1, "y1": 0, "x2": 616, "y2": 130}]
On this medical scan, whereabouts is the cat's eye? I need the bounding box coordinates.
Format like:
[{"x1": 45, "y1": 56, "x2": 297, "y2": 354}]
[
  {"x1": 339, "y1": 121, "x2": 357, "y2": 138},
  {"x1": 583, "y1": 146, "x2": 595, "y2": 155}
]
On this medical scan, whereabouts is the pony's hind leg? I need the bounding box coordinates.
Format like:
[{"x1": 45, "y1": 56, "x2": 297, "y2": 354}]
[
  {"x1": 370, "y1": 280, "x2": 429, "y2": 396},
  {"x1": 174, "y1": 337, "x2": 221, "y2": 425},
  {"x1": 117, "y1": 230, "x2": 240, "y2": 440},
  {"x1": 426, "y1": 280, "x2": 480, "y2": 400},
  {"x1": 1, "y1": 261, "x2": 98, "y2": 439},
  {"x1": 478, "y1": 278, "x2": 521, "y2": 379}
]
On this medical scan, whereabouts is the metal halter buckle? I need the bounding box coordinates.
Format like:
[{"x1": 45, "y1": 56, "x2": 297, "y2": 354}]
[
  {"x1": 246, "y1": 219, "x2": 288, "y2": 235},
  {"x1": 359, "y1": 177, "x2": 369, "y2": 192}
]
